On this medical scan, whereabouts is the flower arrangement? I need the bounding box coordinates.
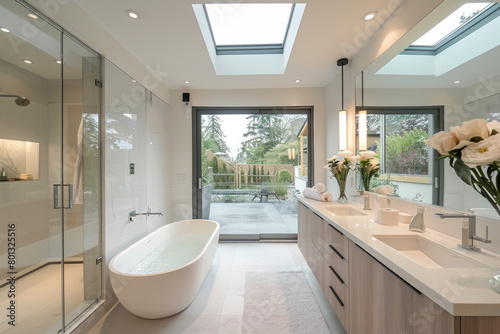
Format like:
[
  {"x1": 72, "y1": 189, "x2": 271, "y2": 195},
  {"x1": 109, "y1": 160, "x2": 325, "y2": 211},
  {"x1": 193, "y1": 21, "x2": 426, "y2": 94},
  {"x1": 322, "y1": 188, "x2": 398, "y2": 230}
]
[
  {"x1": 425, "y1": 119, "x2": 500, "y2": 215},
  {"x1": 358, "y1": 150, "x2": 380, "y2": 191},
  {"x1": 325, "y1": 150, "x2": 357, "y2": 203}
]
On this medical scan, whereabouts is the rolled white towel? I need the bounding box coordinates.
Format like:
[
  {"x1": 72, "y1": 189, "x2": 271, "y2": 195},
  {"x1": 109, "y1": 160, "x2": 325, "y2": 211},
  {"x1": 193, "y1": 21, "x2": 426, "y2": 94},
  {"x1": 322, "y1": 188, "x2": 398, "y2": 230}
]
[
  {"x1": 303, "y1": 188, "x2": 330, "y2": 201},
  {"x1": 322, "y1": 192, "x2": 333, "y2": 202},
  {"x1": 372, "y1": 185, "x2": 394, "y2": 195},
  {"x1": 313, "y1": 183, "x2": 326, "y2": 193}
]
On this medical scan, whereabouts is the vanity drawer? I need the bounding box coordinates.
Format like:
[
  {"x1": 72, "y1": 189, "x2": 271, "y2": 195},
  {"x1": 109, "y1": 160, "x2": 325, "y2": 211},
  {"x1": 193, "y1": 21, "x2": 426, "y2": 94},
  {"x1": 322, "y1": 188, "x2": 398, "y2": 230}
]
[
  {"x1": 327, "y1": 223, "x2": 349, "y2": 260},
  {"x1": 325, "y1": 263, "x2": 348, "y2": 307},
  {"x1": 326, "y1": 283, "x2": 349, "y2": 333},
  {"x1": 325, "y1": 242, "x2": 349, "y2": 286}
]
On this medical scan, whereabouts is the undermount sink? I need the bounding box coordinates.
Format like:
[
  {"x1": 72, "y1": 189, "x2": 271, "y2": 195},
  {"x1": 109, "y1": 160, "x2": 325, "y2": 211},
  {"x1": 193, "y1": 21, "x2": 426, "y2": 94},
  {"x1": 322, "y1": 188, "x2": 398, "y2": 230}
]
[
  {"x1": 325, "y1": 206, "x2": 368, "y2": 216},
  {"x1": 373, "y1": 235, "x2": 485, "y2": 268}
]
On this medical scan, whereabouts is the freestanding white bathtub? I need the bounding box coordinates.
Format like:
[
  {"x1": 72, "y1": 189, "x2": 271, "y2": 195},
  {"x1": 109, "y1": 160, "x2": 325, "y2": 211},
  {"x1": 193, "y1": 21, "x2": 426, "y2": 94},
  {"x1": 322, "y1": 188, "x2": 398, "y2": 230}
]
[{"x1": 109, "y1": 219, "x2": 220, "y2": 319}]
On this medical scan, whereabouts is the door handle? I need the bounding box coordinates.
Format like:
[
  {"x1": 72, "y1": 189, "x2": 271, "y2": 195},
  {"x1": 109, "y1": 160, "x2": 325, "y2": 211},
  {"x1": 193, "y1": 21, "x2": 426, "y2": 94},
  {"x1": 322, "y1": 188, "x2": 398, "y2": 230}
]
[{"x1": 53, "y1": 184, "x2": 74, "y2": 209}]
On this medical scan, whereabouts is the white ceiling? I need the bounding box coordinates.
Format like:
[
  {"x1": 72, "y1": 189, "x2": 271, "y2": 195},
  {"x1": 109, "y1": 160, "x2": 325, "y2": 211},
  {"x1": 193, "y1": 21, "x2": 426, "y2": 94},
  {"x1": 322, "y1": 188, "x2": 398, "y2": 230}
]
[{"x1": 73, "y1": 0, "x2": 397, "y2": 90}]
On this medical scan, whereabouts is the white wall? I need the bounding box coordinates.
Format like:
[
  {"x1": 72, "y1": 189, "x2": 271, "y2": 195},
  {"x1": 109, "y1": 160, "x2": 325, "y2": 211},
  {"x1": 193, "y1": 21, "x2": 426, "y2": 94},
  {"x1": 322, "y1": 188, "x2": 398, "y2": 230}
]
[
  {"x1": 169, "y1": 88, "x2": 326, "y2": 222},
  {"x1": 104, "y1": 60, "x2": 171, "y2": 256}
]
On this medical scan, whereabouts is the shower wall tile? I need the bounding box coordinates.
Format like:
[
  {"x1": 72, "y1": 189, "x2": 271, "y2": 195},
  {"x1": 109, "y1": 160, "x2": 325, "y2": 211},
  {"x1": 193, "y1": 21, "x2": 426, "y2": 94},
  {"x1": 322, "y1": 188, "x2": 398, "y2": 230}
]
[
  {"x1": 0, "y1": 60, "x2": 53, "y2": 273},
  {"x1": 147, "y1": 94, "x2": 170, "y2": 232}
]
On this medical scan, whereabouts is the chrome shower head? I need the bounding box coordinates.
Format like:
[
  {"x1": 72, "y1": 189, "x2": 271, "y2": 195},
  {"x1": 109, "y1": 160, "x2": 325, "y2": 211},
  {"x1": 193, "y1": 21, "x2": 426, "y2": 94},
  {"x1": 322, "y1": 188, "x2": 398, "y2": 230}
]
[
  {"x1": 15, "y1": 96, "x2": 30, "y2": 106},
  {"x1": 0, "y1": 94, "x2": 30, "y2": 107}
]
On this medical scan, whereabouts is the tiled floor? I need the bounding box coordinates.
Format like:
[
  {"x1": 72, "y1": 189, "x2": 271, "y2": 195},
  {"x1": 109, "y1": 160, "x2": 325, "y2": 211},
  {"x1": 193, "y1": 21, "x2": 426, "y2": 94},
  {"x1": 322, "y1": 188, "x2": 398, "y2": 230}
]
[
  {"x1": 89, "y1": 243, "x2": 346, "y2": 334},
  {"x1": 210, "y1": 203, "x2": 297, "y2": 235},
  {"x1": 0, "y1": 263, "x2": 88, "y2": 334}
]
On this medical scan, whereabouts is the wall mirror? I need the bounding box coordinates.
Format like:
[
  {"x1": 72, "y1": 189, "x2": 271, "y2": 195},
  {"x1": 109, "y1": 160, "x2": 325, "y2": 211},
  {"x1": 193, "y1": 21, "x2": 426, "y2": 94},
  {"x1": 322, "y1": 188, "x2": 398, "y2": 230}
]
[{"x1": 355, "y1": 1, "x2": 500, "y2": 220}]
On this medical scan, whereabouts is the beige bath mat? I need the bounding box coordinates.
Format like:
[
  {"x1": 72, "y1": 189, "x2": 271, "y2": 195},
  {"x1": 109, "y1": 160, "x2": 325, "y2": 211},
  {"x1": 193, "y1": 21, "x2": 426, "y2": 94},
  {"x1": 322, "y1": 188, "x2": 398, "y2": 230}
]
[{"x1": 242, "y1": 271, "x2": 330, "y2": 333}]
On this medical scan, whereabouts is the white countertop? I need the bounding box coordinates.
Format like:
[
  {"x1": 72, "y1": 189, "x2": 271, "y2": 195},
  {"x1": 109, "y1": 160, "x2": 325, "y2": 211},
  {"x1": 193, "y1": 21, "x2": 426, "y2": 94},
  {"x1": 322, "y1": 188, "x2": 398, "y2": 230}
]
[{"x1": 298, "y1": 195, "x2": 500, "y2": 316}]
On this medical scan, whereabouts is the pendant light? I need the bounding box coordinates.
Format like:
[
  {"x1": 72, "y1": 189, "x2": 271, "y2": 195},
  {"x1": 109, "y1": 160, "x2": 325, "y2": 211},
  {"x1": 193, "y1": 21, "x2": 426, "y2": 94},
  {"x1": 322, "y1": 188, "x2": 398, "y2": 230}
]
[
  {"x1": 337, "y1": 58, "x2": 348, "y2": 151},
  {"x1": 359, "y1": 71, "x2": 368, "y2": 151}
]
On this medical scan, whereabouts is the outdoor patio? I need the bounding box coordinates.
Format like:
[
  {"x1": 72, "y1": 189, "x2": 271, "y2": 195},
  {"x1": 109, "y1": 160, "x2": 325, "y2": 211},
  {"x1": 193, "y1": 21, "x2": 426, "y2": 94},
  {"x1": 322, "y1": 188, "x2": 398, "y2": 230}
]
[{"x1": 209, "y1": 201, "x2": 297, "y2": 235}]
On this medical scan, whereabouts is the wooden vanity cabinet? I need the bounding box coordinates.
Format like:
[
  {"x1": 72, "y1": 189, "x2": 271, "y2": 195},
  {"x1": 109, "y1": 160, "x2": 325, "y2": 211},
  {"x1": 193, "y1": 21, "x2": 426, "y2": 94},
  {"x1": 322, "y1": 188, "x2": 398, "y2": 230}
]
[
  {"x1": 297, "y1": 203, "x2": 500, "y2": 334},
  {"x1": 348, "y1": 240, "x2": 457, "y2": 334},
  {"x1": 298, "y1": 202, "x2": 350, "y2": 330}
]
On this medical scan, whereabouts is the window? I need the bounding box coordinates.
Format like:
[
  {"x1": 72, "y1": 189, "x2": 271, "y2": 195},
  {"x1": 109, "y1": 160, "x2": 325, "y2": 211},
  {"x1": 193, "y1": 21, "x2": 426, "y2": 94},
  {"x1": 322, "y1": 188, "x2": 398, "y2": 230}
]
[
  {"x1": 404, "y1": 3, "x2": 499, "y2": 55},
  {"x1": 204, "y1": 3, "x2": 294, "y2": 55},
  {"x1": 357, "y1": 107, "x2": 444, "y2": 205}
]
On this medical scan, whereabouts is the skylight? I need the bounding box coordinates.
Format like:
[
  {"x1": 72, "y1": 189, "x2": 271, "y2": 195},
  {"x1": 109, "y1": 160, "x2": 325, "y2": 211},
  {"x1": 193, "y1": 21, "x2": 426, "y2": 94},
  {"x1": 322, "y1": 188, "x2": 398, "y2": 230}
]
[
  {"x1": 204, "y1": 3, "x2": 294, "y2": 55},
  {"x1": 412, "y1": 3, "x2": 492, "y2": 46}
]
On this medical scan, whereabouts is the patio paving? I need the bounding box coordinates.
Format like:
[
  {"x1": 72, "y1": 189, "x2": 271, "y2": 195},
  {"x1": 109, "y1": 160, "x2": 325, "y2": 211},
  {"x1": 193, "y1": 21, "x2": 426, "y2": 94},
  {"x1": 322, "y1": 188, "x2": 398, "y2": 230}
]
[{"x1": 209, "y1": 202, "x2": 297, "y2": 235}]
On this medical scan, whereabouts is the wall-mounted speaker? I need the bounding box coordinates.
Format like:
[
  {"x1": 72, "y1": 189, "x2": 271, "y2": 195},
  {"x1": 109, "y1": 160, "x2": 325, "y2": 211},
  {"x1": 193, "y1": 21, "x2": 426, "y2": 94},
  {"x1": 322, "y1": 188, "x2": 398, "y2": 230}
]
[{"x1": 182, "y1": 93, "x2": 190, "y2": 102}]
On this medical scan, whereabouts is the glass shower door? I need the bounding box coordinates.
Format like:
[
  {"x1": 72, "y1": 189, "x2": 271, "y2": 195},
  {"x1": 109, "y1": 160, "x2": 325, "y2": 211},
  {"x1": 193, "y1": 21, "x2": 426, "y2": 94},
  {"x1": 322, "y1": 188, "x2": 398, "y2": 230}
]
[
  {"x1": 0, "y1": 1, "x2": 103, "y2": 333},
  {"x1": 61, "y1": 35, "x2": 102, "y2": 330},
  {"x1": 0, "y1": 2, "x2": 64, "y2": 333}
]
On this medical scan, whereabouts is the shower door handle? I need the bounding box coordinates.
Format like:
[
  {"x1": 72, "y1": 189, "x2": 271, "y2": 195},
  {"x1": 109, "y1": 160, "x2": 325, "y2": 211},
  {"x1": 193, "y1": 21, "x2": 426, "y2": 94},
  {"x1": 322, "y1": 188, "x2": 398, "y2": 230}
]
[{"x1": 53, "y1": 184, "x2": 74, "y2": 209}]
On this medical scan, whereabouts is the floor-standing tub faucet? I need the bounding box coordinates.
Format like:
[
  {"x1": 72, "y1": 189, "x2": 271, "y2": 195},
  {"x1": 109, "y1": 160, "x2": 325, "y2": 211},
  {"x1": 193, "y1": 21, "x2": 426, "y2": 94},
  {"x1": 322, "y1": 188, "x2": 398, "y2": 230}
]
[{"x1": 435, "y1": 213, "x2": 492, "y2": 251}]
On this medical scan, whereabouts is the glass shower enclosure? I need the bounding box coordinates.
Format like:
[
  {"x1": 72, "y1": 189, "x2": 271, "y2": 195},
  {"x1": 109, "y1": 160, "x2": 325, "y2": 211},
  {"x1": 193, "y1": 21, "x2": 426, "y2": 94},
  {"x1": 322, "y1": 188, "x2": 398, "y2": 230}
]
[{"x1": 0, "y1": 1, "x2": 102, "y2": 333}]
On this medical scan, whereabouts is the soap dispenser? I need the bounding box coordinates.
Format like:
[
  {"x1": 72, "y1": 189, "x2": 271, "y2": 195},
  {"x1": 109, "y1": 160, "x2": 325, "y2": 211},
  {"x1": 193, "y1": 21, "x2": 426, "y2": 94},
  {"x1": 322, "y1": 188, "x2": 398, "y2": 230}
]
[
  {"x1": 0, "y1": 167, "x2": 7, "y2": 181},
  {"x1": 409, "y1": 207, "x2": 426, "y2": 232}
]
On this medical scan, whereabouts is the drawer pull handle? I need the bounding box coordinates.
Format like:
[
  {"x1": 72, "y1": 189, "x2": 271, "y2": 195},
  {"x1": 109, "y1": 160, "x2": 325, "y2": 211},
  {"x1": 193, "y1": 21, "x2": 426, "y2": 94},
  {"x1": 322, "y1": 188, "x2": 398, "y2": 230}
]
[
  {"x1": 328, "y1": 224, "x2": 343, "y2": 235},
  {"x1": 329, "y1": 265, "x2": 344, "y2": 284},
  {"x1": 329, "y1": 286, "x2": 344, "y2": 307},
  {"x1": 329, "y1": 244, "x2": 345, "y2": 260}
]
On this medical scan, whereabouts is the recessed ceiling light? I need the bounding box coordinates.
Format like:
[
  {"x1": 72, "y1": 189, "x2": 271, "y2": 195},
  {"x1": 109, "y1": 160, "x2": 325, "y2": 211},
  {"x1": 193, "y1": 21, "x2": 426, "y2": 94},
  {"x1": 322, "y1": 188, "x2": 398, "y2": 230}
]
[
  {"x1": 295, "y1": 79, "x2": 301, "y2": 83},
  {"x1": 54, "y1": 60, "x2": 62, "y2": 64},
  {"x1": 23, "y1": 59, "x2": 32, "y2": 64},
  {"x1": 28, "y1": 13, "x2": 38, "y2": 19},
  {"x1": 131, "y1": 79, "x2": 137, "y2": 83},
  {"x1": 184, "y1": 80, "x2": 190, "y2": 84},
  {"x1": 454, "y1": 80, "x2": 461, "y2": 84},
  {"x1": 363, "y1": 11, "x2": 377, "y2": 21},
  {"x1": 126, "y1": 10, "x2": 140, "y2": 19},
  {"x1": 1, "y1": 27, "x2": 10, "y2": 33}
]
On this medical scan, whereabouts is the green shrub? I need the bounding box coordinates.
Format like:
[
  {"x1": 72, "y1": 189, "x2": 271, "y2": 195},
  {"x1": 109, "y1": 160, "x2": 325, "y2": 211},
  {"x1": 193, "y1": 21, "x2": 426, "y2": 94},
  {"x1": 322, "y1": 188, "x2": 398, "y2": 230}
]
[{"x1": 277, "y1": 170, "x2": 292, "y2": 183}]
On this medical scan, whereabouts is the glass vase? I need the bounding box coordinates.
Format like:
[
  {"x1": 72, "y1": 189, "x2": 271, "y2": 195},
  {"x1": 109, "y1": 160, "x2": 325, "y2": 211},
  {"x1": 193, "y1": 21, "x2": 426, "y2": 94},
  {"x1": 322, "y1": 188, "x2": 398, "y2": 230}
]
[{"x1": 336, "y1": 178, "x2": 348, "y2": 204}]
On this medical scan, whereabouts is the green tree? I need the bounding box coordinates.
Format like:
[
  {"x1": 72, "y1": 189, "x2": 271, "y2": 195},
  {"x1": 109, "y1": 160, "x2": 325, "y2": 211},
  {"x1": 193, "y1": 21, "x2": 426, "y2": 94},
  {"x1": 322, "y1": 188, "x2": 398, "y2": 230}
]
[
  {"x1": 381, "y1": 129, "x2": 429, "y2": 175},
  {"x1": 242, "y1": 114, "x2": 301, "y2": 163},
  {"x1": 202, "y1": 115, "x2": 229, "y2": 153},
  {"x1": 263, "y1": 141, "x2": 299, "y2": 164}
]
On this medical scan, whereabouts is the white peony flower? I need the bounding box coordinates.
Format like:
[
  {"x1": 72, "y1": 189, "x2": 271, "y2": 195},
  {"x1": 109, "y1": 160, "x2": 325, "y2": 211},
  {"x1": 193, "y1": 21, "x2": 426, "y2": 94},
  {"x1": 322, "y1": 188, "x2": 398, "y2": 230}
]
[
  {"x1": 359, "y1": 150, "x2": 376, "y2": 161},
  {"x1": 461, "y1": 135, "x2": 500, "y2": 168},
  {"x1": 425, "y1": 131, "x2": 459, "y2": 155},
  {"x1": 338, "y1": 150, "x2": 354, "y2": 159},
  {"x1": 450, "y1": 119, "x2": 489, "y2": 142},
  {"x1": 327, "y1": 155, "x2": 338, "y2": 162},
  {"x1": 488, "y1": 120, "x2": 500, "y2": 135},
  {"x1": 369, "y1": 158, "x2": 379, "y2": 166}
]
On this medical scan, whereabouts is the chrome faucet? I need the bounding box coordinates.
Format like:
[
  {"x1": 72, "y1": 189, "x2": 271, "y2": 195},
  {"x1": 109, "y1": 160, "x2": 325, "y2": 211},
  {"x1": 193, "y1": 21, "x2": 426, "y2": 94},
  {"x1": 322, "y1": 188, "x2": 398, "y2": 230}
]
[
  {"x1": 129, "y1": 207, "x2": 163, "y2": 222},
  {"x1": 435, "y1": 213, "x2": 492, "y2": 251},
  {"x1": 409, "y1": 207, "x2": 426, "y2": 232},
  {"x1": 352, "y1": 191, "x2": 371, "y2": 210}
]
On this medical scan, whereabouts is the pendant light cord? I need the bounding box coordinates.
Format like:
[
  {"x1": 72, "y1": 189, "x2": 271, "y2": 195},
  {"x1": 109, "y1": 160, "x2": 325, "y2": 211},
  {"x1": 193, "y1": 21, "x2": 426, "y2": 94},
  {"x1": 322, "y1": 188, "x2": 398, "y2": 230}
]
[{"x1": 341, "y1": 64, "x2": 344, "y2": 110}]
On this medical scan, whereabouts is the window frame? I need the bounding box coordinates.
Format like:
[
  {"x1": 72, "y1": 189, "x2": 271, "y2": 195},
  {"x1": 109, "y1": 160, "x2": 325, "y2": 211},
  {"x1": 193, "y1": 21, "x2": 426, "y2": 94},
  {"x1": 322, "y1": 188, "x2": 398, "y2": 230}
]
[
  {"x1": 356, "y1": 106, "x2": 444, "y2": 206},
  {"x1": 402, "y1": 3, "x2": 500, "y2": 56},
  {"x1": 203, "y1": 3, "x2": 296, "y2": 55}
]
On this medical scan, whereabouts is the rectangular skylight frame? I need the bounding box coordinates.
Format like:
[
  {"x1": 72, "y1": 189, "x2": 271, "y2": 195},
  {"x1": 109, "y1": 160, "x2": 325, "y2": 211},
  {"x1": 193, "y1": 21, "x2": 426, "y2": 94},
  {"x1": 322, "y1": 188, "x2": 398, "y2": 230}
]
[
  {"x1": 404, "y1": 3, "x2": 500, "y2": 56},
  {"x1": 203, "y1": 3, "x2": 296, "y2": 56}
]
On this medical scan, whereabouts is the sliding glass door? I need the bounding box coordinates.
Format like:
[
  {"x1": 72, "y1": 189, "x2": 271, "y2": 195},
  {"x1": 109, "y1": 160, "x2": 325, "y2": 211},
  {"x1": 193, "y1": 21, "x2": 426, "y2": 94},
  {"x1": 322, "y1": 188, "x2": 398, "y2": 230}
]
[{"x1": 193, "y1": 107, "x2": 313, "y2": 241}]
